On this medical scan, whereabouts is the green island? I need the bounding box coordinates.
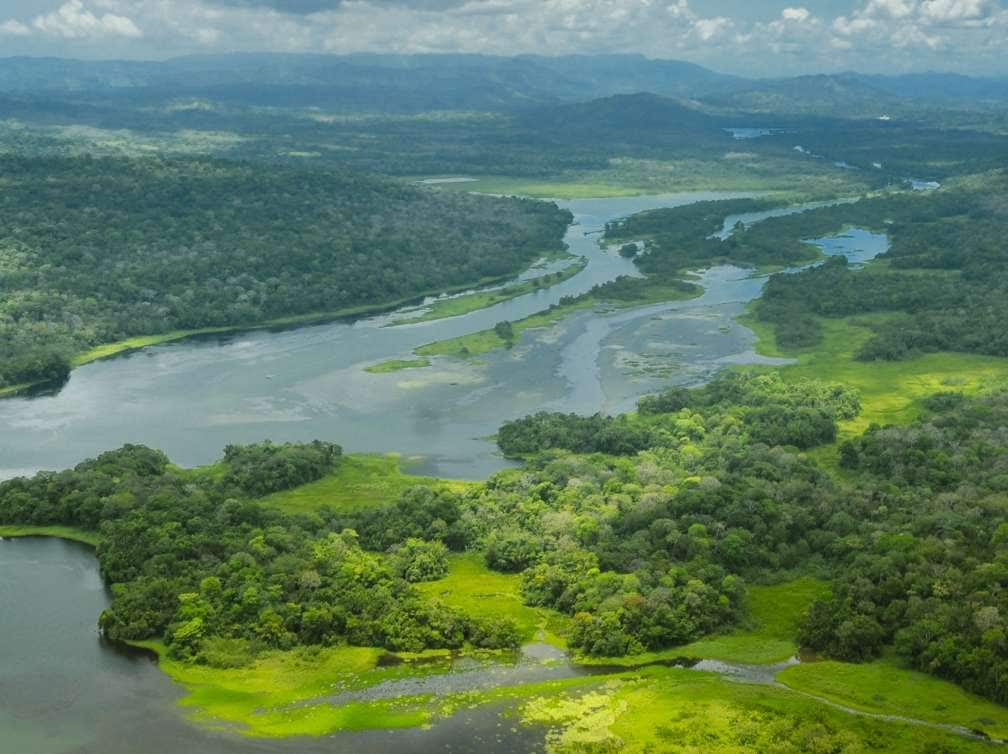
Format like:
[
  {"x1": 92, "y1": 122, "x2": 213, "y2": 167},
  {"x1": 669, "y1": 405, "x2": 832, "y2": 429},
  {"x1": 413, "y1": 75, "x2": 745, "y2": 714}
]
[
  {"x1": 415, "y1": 276, "x2": 704, "y2": 359},
  {"x1": 389, "y1": 254, "x2": 587, "y2": 327}
]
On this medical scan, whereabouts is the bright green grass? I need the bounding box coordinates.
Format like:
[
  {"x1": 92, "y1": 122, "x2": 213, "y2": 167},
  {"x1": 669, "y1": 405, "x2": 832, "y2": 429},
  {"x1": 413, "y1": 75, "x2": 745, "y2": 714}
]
[
  {"x1": 521, "y1": 665, "x2": 992, "y2": 753},
  {"x1": 416, "y1": 279, "x2": 701, "y2": 360},
  {"x1": 416, "y1": 553, "x2": 572, "y2": 645},
  {"x1": 0, "y1": 524, "x2": 100, "y2": 547},
  {"x1": 780, "y1": 657, "x2": 1008, "y2": 740},
  {"x1": 744, "y1": 314, "x2": 1008, "y2": 440},
  {"x1": 364, "y1": 358, "x2": 432, "y2": 373},
  {"x1": 579, "y1": 577, "x2": 828, "y2": 666},
  {"x1": 257, "y1": 453, "x2": 476, "y2": 514},
  {"x1": 439, "y1": 176, "x2": 651, "y2": 198},
  {"x1": 437, "y1": 158, "x2": 871, "y2": 200},
  {"x1": 132, "y1": 641, "x2": 436, "y2": 737},
  {"x1": 391, "y1": 256, "x2": 586, "y2": 325}
]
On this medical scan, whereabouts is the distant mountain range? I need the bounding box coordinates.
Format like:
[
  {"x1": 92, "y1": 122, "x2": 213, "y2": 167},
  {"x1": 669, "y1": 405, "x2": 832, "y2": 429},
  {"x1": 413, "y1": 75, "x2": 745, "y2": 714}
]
[{"x1": 0, "y1": 53, "x2": 1004, "y2": 116}]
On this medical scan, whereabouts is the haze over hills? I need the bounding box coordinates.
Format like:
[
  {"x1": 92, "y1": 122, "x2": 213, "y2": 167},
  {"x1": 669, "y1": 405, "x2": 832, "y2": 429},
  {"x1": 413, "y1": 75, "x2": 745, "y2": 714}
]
[{"x1": 0, "y1": 53, "x2": 1006, "y2": 115}]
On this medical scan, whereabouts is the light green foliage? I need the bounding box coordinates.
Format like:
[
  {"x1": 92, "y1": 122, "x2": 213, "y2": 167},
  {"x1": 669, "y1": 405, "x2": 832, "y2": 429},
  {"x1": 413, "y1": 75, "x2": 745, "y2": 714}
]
[
  {"x1": 391, "y1": 256, "x2": 585, "y2": 325},
  {"x1": 390, "y1": 538, "x2": 449, "y2": 582},
  {"x1": 364, "y1": 359, "x2": 432, "y2": 373},
  {"x1": 746, "y1": 314, "x2": 1008, "y2": 440},
  {"x1": 132, "y1": 641, "x2": 433, "y2": 737},
  {"x1": 416, "y1": 553, "x2": 571, "y2": 644},
  {"x1": 257, "y1": 454, "x2": 474, "y2": 514},
  {"x1": 780, "y1": 658, "x2": 1008, "y2": 740},
  {"x1": 521, "y1": 667, "x2": 993, "y2": 753},
  {"x1": 0, "y1": 524, "x2": 100, "y2": 546}
]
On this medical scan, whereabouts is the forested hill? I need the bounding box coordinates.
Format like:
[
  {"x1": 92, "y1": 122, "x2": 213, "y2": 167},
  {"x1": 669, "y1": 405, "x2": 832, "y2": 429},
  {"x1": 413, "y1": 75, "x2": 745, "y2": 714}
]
[
  {"x1": 0, "y1": 54, "x2": 738, "y2": 110},
  {"x1": 0, "y1": 156, "x2": 571, "y2": 390}
]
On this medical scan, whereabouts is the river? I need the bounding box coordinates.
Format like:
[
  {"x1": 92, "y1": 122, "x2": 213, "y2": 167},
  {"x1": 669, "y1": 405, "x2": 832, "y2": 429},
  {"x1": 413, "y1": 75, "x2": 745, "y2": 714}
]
[{"x1": 0, "y1": 193, "x2": 885, "y2": 482}]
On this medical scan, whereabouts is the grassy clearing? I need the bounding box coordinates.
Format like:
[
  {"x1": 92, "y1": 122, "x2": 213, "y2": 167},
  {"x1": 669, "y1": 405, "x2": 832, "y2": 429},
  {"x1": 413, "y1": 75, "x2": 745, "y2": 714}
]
[
  {"x1": 417, "y1": 553, "x2": 572, "y2": 645},
  {"x1": 133, "y1": 641, "x2": 438, "y2": 737},
  {"x1": 438, "y1": 176, "x2": 652, "y2": 198},
  {"x1": 673, "y1": 577, "x2": 829, "y2": 664},
  {"x1": 521, "y1": 666, "x2": 992, "y2": 753},
  {"x1": 416, "y1": 278, "x2": 701, "y2": 360},
  {"x1": 438, "y1": 158, "x2": 872, "y2": 200},
  {"x1": 579, "y1": 576, "x2": 828, "y2": 666},
  {"x1": 780, "y1": 656, "x2": 1008, "y2": 740},
  {"x1": 364, "y1": 358, "x2": 432, "y2": 373},
  {"x1": 0, "y1": 524, "x2": 100, "y2": 546},
  {"x1": 258, "y1": 453, "x2": 475, "y2": 514},
  {"x1": 391, "y1": 255, "x2": 586, "y2": 325},
  {"x1": 744, "y1": 313, "x2": 1008, "y2": 440}
]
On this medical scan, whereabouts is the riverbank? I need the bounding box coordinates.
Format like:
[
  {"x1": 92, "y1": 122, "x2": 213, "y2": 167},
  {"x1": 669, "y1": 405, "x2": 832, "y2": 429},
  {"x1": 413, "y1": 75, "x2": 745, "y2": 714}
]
[
  {"x1": 0, "y1": 262, "x2": 566, "y2": 399},
  {"x1": 120, "y1": 562, "x2": 1008, "y2": 748},
  {"x1": 0, "y1": 524, "x2": 99, "y2": 546},
  {"x1": 388, "y1": 254, "x2": 587, "y2": 327},
  {"x1": 415, "y1": 276, "x2": 703, "y2": 361}
]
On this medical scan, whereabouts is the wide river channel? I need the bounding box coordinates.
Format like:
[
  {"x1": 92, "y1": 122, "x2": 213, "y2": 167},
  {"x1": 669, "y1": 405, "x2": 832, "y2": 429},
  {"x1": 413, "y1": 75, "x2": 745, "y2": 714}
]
[
  {"x1": 0, "y1": 193, "x2": 886, "y2": 481},
  {"x1": 1, "y1": 192, "x2": 889, "y2": 753}
]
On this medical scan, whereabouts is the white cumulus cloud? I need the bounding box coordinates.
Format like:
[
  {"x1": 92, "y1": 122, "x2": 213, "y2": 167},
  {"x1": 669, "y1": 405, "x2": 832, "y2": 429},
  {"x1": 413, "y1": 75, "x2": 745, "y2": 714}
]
[
  {"x1": 781, "y1": 6, "x2": 812, "y2": 22},
  {"x1": 0, "y1": 19, "x2": 32, "y2": 35},
  {"x1": 32, "y1": 0, "x2": 143, "y2": 39}
]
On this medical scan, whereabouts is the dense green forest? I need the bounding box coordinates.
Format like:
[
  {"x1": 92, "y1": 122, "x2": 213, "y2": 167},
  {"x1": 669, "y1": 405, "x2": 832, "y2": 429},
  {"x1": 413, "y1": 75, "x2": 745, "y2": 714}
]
[
  {"x1": 752, "y1": 172, "x2": 1008, "y2": 358},
  {"x1": 0, "y1": 156, "x2": 571, "y2": 389},
  {"x1": 5, "y1": 373, "x2": 1007, "y2": 705},
  {"x1": 0, "y1": 442, "x2": 521, "y2": 658},
  {"x1": 603, "y1": 197, "x2": 828, "y2": 272}
]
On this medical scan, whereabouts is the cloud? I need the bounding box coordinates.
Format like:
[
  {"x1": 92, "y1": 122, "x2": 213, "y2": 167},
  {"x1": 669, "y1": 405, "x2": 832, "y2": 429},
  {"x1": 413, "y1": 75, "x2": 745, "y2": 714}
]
[
  {"x1": 31, "y1": 0, "x2": 143, "y2": 38},
  {"x1": 207, "y1": 0, "x2": 464, "y2": 12},
  {"x1": 0, "y1": 19, "x2": 31, "y2": 35},
  {"x1": 919, "y1": 0, "x2": 993, "y2": 21},
  {"x1": 861, "y1": 0, "x2": 916, "y2": 18},
  {"x1": 693, "y1": 16, "x2": 733, "y2": 41},
  {"x1": 0, "y1": 0, "x2": 1005, "y2": 76},
  {"x1": 781, "y1": 6, "x2": 812, "y2": 21}
]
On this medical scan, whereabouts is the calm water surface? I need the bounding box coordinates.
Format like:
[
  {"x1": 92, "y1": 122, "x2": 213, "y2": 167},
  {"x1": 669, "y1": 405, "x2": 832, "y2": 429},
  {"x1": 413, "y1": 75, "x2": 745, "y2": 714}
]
[
  {"x1": 0, "y1": 193, "x2": 887, "y2": 481},
  {"x1": 0, "y1": 192, "x2": 754, "y2": 480}
]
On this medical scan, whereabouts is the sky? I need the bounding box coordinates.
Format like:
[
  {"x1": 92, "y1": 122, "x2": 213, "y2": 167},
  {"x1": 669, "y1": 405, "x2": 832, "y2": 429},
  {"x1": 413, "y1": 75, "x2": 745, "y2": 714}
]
[{"x1": 0, "y1": 0, "x2": 1004, "y2": 77}]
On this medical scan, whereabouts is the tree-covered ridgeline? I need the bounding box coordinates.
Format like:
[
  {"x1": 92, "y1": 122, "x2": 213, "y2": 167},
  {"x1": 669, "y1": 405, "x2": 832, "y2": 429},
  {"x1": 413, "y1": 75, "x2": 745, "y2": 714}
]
[
  {"x1": 0, "y1": 155, "x2": 572, "y2": 389},
  {"x1": 752, "y1": 173, "x2": 1008, "y2": 358}
]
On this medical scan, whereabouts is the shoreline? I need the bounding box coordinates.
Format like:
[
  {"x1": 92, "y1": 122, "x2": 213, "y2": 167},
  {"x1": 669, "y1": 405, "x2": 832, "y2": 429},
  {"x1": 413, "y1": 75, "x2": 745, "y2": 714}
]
[{"x1": 0, "y1": 263, "x2": 564, "y2": 400}]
